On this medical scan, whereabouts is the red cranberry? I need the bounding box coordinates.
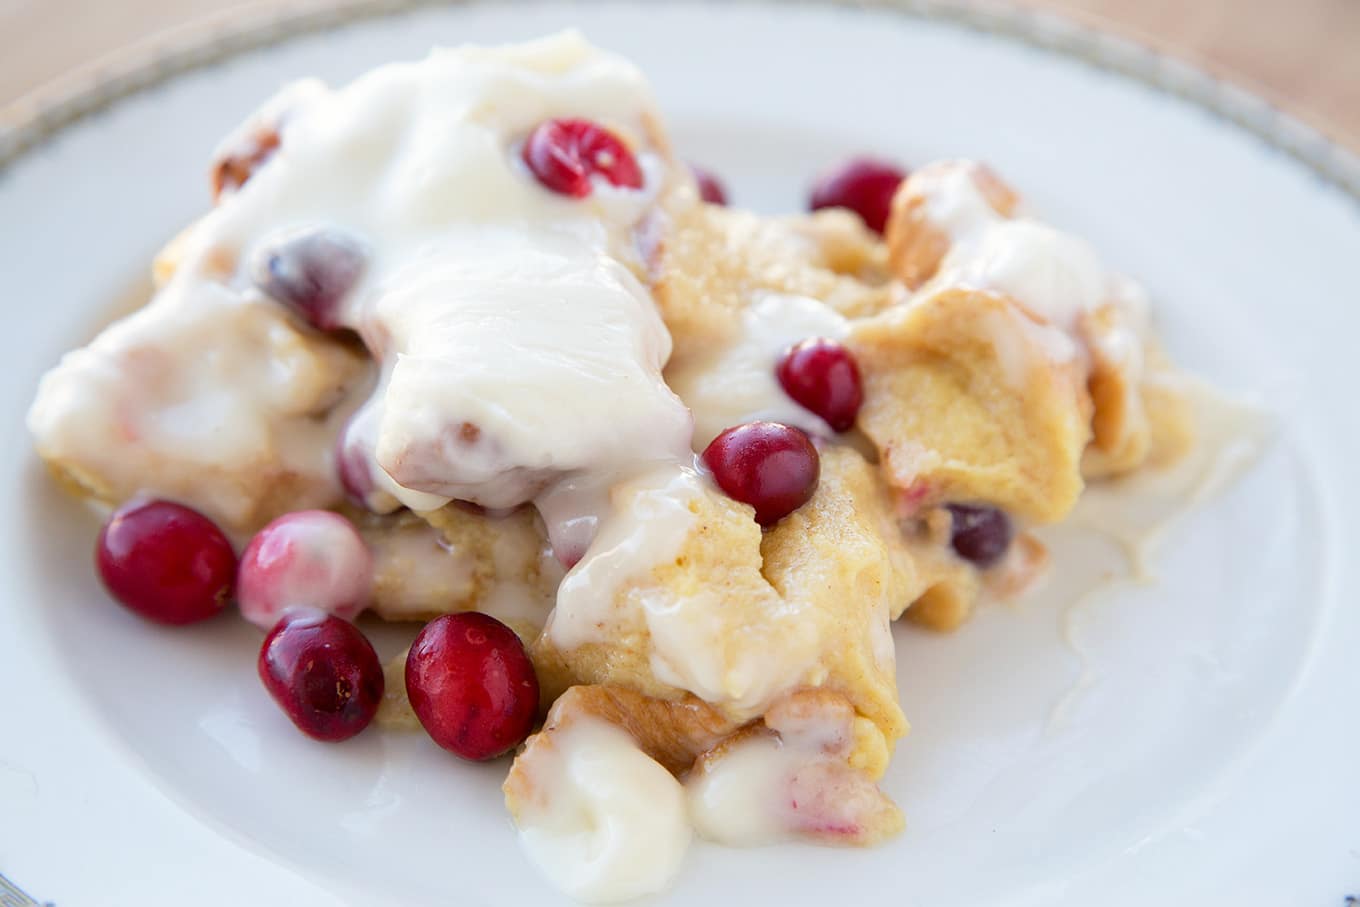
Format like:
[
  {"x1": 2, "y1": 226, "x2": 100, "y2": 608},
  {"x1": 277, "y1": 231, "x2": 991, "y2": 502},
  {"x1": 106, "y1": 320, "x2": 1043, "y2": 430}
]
[
  {"x1": 405, "y1": 613, "x2": 539, "y2": 761},
  {"x1": 251, "y1": 226, "x2": 366, "y2": 331},
  {"x1": 237, "y1": 510, "x2": 372, "y2": 631},
  {"x1": 521, "y1": 118, "x2": 643, "y2": 198},
  {"x1": 701, "y1": 422, "x2": 820, "y2": 527},
  {"x1": 95, "y1": 499, "x2": 236, "y2": 625},
  {"x1": 776, "y1": 338, "x2": 864, "y2": 432},
  {"x1": 690, "y1": 164, "x2": 728, "y2": 205},
  {"x1": 258, "y1": 610, "x2": 383, "y2": 741},
  {"x1": 946, "y1": 504, "x2": 1013, "y2": 568},
  {"x1": 808, "y1": 157, "x2": 906, "y2": 234}
]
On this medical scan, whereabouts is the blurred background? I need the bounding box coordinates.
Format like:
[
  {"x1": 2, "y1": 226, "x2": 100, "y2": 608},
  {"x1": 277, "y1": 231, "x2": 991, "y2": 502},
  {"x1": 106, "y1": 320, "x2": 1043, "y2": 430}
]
[{"x1": 1, "y1": 0, "x2": 1357, "y2": 149}]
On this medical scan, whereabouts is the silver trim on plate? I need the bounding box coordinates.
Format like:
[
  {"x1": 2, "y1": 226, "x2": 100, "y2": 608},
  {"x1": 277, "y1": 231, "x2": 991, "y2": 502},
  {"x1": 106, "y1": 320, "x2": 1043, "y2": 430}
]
[{"x1": 0, "y1": 0, "x2": 1356, "y2": 202}]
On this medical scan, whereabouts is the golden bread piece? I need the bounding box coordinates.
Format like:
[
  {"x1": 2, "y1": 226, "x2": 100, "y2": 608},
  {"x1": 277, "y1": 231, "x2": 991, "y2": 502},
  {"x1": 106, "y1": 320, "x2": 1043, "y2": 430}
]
[
  {"x1": 1083, "y1": 325, "x2": 1196, "y2": 477},
  {"x1": 882, "y1": 159, "x2": 1192, "y2": 488},
  {"x1": 505, "y1": 686, "x2": 901, "y2": 846},
  {"x1": 512, "y1": 684, "x2": 740, "y2": 777},
  {"x1": 30, "y1": 289, "x2": 368, "y2": 537},
  {"x1": 692, "y1": 691, "x2": 904, "y2": 844},
  {"x1": 782, "y1": 207, "x2": 893, "y2": 287},
  {"x1": 1081, "y1": 303, "x2": 1152, "y2": 477},
  {"x1": 886, "y1": 160, "x2": 1018, "y2": 289},
  {"x1": 360, "y1": 504, "x2": 561, "y2": 626},
  {"x1": 850, "y1": 287, "x2": 1092, "y2": 523},
  {"x1": 649, "y1": 197, "x2": 895, "y2": 364},
  {"x1": 533, "y1": 448, "x2": 913, "y2": 748}
]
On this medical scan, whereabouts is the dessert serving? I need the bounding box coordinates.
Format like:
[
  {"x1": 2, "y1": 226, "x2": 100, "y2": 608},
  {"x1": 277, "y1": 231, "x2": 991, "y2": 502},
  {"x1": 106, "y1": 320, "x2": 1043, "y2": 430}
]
[{"x1": 26, "y1": 30, "x2": 1244, "y2": 903}]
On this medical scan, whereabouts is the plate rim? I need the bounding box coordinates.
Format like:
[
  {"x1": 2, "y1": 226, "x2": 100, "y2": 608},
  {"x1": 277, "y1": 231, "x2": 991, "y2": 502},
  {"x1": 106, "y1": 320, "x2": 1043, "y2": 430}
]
[
  {"x1": 0, "y1": 0, "x2": 1358, "y2": 205},
  {"x1": 2, "y1": 4, "x2": 1358, "y2": 904}
]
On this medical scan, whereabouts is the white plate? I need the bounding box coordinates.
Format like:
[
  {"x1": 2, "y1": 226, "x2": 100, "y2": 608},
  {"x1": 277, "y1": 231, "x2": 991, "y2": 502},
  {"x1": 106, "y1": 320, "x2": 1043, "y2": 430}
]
[{"x1": 2, "y1": 3, "x2": 1358, "y2": 905}]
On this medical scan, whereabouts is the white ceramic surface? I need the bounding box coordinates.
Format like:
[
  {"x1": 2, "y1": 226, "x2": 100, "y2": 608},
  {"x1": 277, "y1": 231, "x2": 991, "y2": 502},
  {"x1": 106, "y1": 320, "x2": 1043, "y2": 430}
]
[{"x1": 1, "y1": 3, "x2": 1357, "y2": 906}]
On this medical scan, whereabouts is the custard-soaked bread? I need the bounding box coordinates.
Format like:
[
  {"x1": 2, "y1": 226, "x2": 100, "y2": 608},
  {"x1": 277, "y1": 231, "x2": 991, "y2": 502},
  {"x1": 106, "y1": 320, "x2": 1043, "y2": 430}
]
[
  {"x1": 650, "y1": 195, "x2": 894, "y2": 362},
  {"x1": 532, "y1": 448, "x2": 914, "y2": 748},
  {"x1": 882, "y1": 159, "x2": 1192, "y2": 485},
  {"x1": 505, "y1": 686, "x2": 902, "y2": 846},
  {"x1": 362, "y1": 505, "x2": 563, "y2": 629},
  {"x1": 30, "y1": 286, "x2": 367, "y2": 536},
  {"x1": 886, "y1": 160, "x2": 1018, "y2": 290},
  {"x1": 509, "y1": 684, "x2": 740, "y2": 777},
  {"x1": 1081, "y1": 302, "x2": 1152, "y2": 476},
  {"x1": 1083, "y1": 323, "x2": 1196, "y2": 478},
  {"x1": 851, "y1": 286, "x2": 1092, "y2": 523},
  {"x1": 353, "y1": 506, "x2": 561, "y2": 627}
]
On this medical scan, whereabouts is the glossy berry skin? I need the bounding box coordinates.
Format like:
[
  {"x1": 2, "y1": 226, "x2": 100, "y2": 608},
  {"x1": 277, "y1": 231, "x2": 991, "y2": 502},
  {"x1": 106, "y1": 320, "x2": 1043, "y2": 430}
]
[
  {"x1": 250, "y1": 226, "x2": 366, "y2": 331},
  {"x1": 257, "y1": 610, "x2": 383, "y2": 742},
  {"x1": 405, "y1": 613, "x2": 539, "y2": 761},
  {"x1": 701, "y1": 422, "x2": 820, "y2": 527},
  {"x1": 690, "y1": 164, "x2": 728, "y2": 205},
  {"x1": 95, "y1": 499, "x2": 236, "y2": 625},
  {"x1": 776, "y1": 338, "x2": 864, "y2": 432},
  {"x1": 808, "y1": 157, "x2": 906, "y2": 234},
  {"x1": 946, "y1": 504, "x2": 1013, "y2": 569},
  {"x1": 521, "y1": 118, "x2": 644, "y2": 198},
  {"x1": 237, "y1": 510, "x2": 373, "y2": 631}
]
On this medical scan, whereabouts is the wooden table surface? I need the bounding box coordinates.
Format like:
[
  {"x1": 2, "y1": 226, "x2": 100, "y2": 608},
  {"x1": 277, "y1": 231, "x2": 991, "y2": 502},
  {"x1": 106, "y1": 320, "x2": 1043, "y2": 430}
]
[{"x1": 2, "y1": 0, "x2": 1357, "y2": 151}]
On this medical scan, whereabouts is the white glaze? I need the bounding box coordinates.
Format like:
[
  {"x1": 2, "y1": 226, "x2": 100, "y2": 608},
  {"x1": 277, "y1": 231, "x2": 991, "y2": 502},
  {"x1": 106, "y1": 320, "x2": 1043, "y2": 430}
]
[
  {"x1": 687, "y1": 702, "x2": 887, "y2": 847},
  {"x1": 548, "y1": 464, "x2": 703, "y2": 647},
  {"x1": 917, "y1": 163, "x2": 1112, "y2": 329},
  {"x1": 666, "y1": 292, "x2": 850, "y2": 448},
  {"x1": 547, "y1": 462, "x2": 826, "y2": 717},
  {"x1": 27, "y1": 285, "x2": 363, "y2": 532},
  {"x1": 29, "y1": 31, "x2": 692, "y2": 534},
  {"x1": 686, "y1": 733, "x2": 794, "y2": 846},
  {"x1": 1038, "y1": 379, "x2": 1274, "y2": 729},
  {"x1": 514, "y1": 717, "x2": 691, "y2": 903},
  {"x1": 1062, "y1": 378, "x2": 1274, "y2": 576}
]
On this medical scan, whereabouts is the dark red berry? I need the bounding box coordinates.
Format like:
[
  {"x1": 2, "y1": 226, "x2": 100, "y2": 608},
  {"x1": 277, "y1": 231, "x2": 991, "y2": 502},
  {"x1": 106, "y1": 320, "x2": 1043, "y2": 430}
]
[
  {"x1": 521, "y1": 118, "x2": 643, "y2": 198},
  {"x1": 946, "y1": 504, "x2": 1013, "y2": 568},
  {"x1": 808, "y1": 157, "x2": 906, "y2": 234},
  {"x1": 405, "y1": 613, "x2": 539, "y2": 761},
  {"x1": 258, "y1": 610, "x2": 383, "y2": 742},
  {"x1": 95, "y1": 499, "x2": 236, "y2": 625},
  {"x1": 690, "y1": 164, "x2": 728, "y2": 205},
  {"x1": 251, "y1": 226, "x2": 366, "y2": 331},
  {"x1": 776, "y1": 337, "x2": 864, "y2": 432},
  {"x1": 701, "y1": 421, "x2": 820, "y2": 527}
]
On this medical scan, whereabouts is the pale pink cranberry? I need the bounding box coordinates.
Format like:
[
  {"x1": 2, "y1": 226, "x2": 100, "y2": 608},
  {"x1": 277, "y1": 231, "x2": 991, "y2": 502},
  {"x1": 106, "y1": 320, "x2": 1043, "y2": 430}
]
[
  {"x1": 701, "y1": 422, "x2": 820, "y2": 527},
  {"x1": 405, "y1": 613, "x2": 539, "y2": 761},
  {"x1": 237, "y1": 510, "x2": 373, "y2": 630},
  {"x1": 808, "y1": 157, "x2": 906, "y2": 234},
  {"x1": 250, "y1": 226, "x2": 366, "y2": 331},
  {"x1": 95, "y1": 499, "x2": 236, "y2": 625},
  {"x1": 776, "y1": 337, "x2": 864, "y2": 432},
  {"x1": 690, "y1": 163, "x2": 728, "y2": 205},
  {"x1": 521, "y1": 118, "x2": 643, "y2": 198},
  {"x1": 258, "y1": 609, "x2": 383, "y2": 741}
]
